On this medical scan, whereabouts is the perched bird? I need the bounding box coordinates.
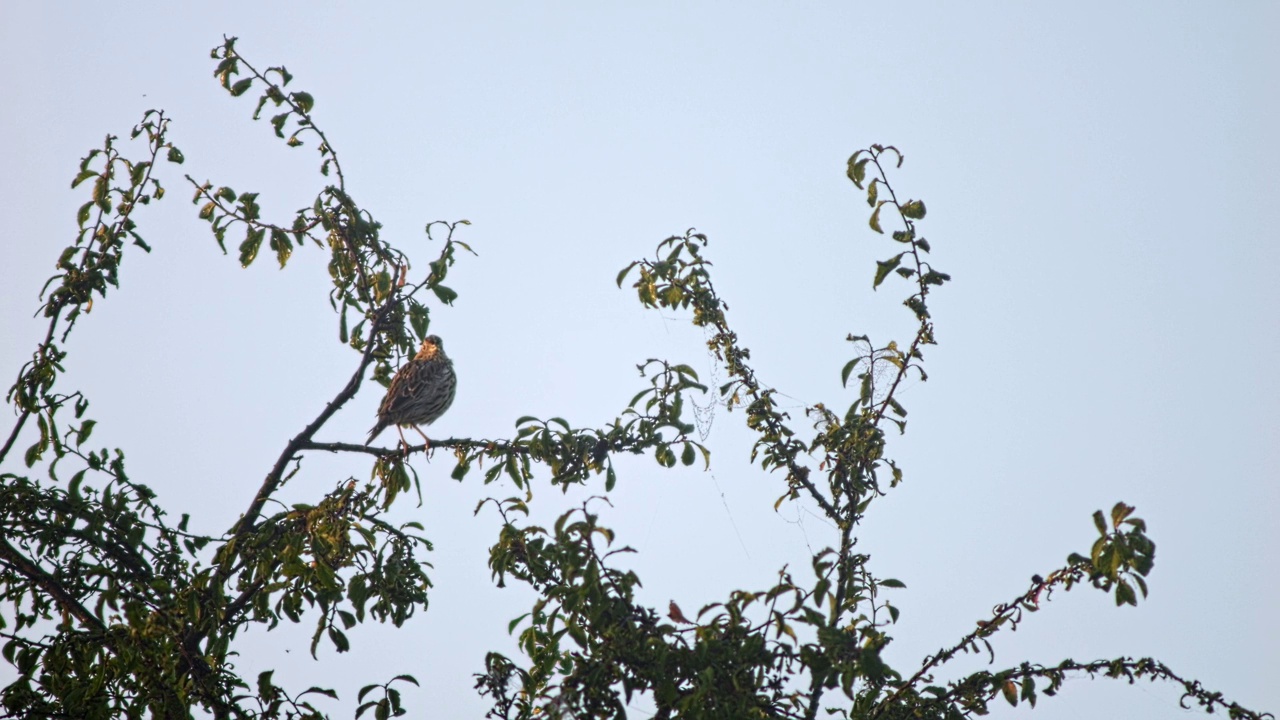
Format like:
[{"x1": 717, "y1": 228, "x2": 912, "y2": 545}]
[
  {"x1": 668, "y1": 600, "x2": 693, "y2": 625},
  {"x1": 366, "y1": 335, "x2": 456, "y2": 449}
]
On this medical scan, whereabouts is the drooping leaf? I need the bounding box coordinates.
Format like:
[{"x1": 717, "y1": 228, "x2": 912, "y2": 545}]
[
  {"x1": 292, "y1": 91, "x2": 315, "y2": 113},
  {"x1": 869, "y1": 203, "x2": 885, "y2": 234},
  {"x1": 239, "y1": 227, "x2": 264, "y2": 267},
  {"x1": 846, "y1": 155, "x2": 868, "y2": 187},
  {"x1": 840, "y1": 358, "x2": 859, "y2": 388},
  {"x1": 269, "y1": 228, "x2": 292, "y2": 268},
  {"x1": 874, "y1": 253, "x2": 904, "y2": 289},
  {"x1": 432, "y1": 285, "x2": 458, "y2": 305}
]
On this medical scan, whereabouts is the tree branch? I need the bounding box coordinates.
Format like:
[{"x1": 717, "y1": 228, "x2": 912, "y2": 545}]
[
  {"x1": 0, "y1": 537, "x2": 105, "y2": 633},
  {"x1": 226, "y1": 323, "x2": 382, "y2": 540},
  {"x1": 874, "y1": 564, "x2": 1086, "y2": 716}
]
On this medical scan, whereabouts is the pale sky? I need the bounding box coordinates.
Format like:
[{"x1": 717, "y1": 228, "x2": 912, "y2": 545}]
[{"x1": 1, "y1": 3, "x2": 1276, "y2": 718}]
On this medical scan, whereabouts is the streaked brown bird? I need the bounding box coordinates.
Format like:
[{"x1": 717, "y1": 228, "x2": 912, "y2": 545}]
[{"x1": 366, "y1": 335, "x2": 456, "y2": 449}]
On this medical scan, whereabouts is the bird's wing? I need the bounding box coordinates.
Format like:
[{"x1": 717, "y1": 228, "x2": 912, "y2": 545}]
[{"x1": 379, "y1": 360, "x2": 452, "y2": 416}]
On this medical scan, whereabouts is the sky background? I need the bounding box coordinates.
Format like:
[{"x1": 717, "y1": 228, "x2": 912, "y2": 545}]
[{"x1": 2, "y1": 2, "x2": 1277, "y2": 718}]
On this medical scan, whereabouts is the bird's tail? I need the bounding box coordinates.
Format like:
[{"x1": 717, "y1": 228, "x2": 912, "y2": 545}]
[{"x1": 365, "y1": 421, "x2": 387, "y2": 446}]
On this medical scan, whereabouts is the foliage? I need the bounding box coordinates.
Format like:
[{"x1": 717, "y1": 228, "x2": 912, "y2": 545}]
[{"x1": 0, "y1": 37, "x2": 1270, "y2": 720}]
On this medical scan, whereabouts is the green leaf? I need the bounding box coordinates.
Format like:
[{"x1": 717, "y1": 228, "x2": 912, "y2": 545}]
[
  {"x1": 846, "y1": 156, "x2": 868, "y2": 188},
  {"x1": 292, "y1": 91, "x2": 315, "y2": 113},
  {"x1": 257, "y1": 670, "x2": 275, "y2": 697},
  {"x1": 71, "y1": 170, "x2": 98, "y2": 189},
  {"x1": 508, "y1": 613, "x2": 530, "y2": 634},
  {"x1": 879, "y1": 578, "x2": 906, "y2": 588},
  {"x1": 505, "y1": 455, "x2": 523, "y2": 488},
  {"x1": 869, "y1": 203, "x2": 885, "y2": 234},
  {"x1": 269, "y1": 228, "x2": 292, "y2": 268},
  {"x1": 886, "y1": 398, "x2": 907, "y2": 418},
  {"x1": 448, "y1": 461, "x2": 470, "y2": 483},
  {"x1": 129, "y1": 161, "x2": 150, "y2": 187},
  {"x1": 91, "y1": 175, "x2": 108, "y2": 203},
  {"x1": 616, "y1": 262, "x2": 638, "y2": 287},
  {"x1": 75, "y1": 420, "x2": 96, "y2": 447},
  {"x1": 328, "y1": 627, "x2": 350, "y2": 652},
  {"x1": 840, "y1": 359, "x2": 858, "y2": 388},
  {"x1": 229, "y1": 78, "x2": 254, "y2": 97},
  {"x1": 1093, "y1": 510, "x2": 1107, "y2": 535},
  {"x1": 408, "y1": 303, "x2": 430, "y2": 341},
  {"x1": 901, "y1": 199, "x2": 926, "y2": 219},
  {"x1": 1115, "y1": 579, "x2": 1137, "y2": 606},
  {"x1": 166, "y1": 146, "x2": 185, "y2": 164},
  {"x1": 874, "y1": 254, "x2": 904, "y2": 289},
  {"x1": 239, "y1": 227, "x2": 264, "y2": 267},
  {"x1": 921, "y1": 270, "x2": 950, "y2": 286},
  {"x1": 1110, "y1": 501, "x2": 1134, "y2": 527},
  {"x1": 68, "y1": 470, "x2": 86, "y2": 500},
  {"x1": 656, "y1": 445, "x2": 676, "y2": 468},
  {"x1": 432, "y1": 285, "x2": 458, "y2": 305},
  {"x1": 671, "y1": 363, "x2": 699, "y2": 380},
  {"x1": 304, "y1": 686, "x2": 338, "y2": 699},
  {"x1": 681, "y1": 442, "x2": 696, "y2": 466}
]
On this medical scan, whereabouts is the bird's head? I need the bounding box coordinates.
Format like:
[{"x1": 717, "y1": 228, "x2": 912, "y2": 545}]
[{"x1": 416, "y1": 335, "x2": 444, "y2": 360}]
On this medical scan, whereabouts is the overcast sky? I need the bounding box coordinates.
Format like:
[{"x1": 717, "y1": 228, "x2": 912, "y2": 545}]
[{"x1": 2, "y1": 3, "x2": 1276, "y2": 718}]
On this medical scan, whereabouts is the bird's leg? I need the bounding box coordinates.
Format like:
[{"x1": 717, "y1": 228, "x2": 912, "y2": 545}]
[
  {"x1": 396, "y1": 426, "x2": 411, "y2": 456},
  {"x1": 412, "y1": 425, "x2": 432, "y2": 453}
]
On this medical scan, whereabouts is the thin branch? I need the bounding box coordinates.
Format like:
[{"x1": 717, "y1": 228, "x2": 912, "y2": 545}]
[
  {"x1": 0, "y1": 395, "x2": 32, "y2": 465},
  {"x1": 874, "y1": 564, "x2": 1086, "y2": 716},
  {"x1": 865, "y1": 153, "x2": 934, "y2": 430},
  {"x1": 221, "y1": 35, "x2": 346, "y2": 190},
  {"x1": 226, "y1": 312, "x2": 385, "y2": 540},
  {"x1": 947, "y1": 657, "x2": 1275, "y2": 720},
  {"x1": 301, "y1": 438, "x2": 525, "y2": 458},
  {"x1": 0, "y1": 537, "x2": 106, "y2": 633},
  {"x1": 3, "y1": 115, "x2": 168, "y2": 465}
]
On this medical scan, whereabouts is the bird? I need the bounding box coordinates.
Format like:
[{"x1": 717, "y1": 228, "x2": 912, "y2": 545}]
[
  {"x1": 668, "y1": 600, "x2": 693, "y2": 625},
  {"x1": 366, "y1": 334, "x2": 456, "y2": 450}
]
